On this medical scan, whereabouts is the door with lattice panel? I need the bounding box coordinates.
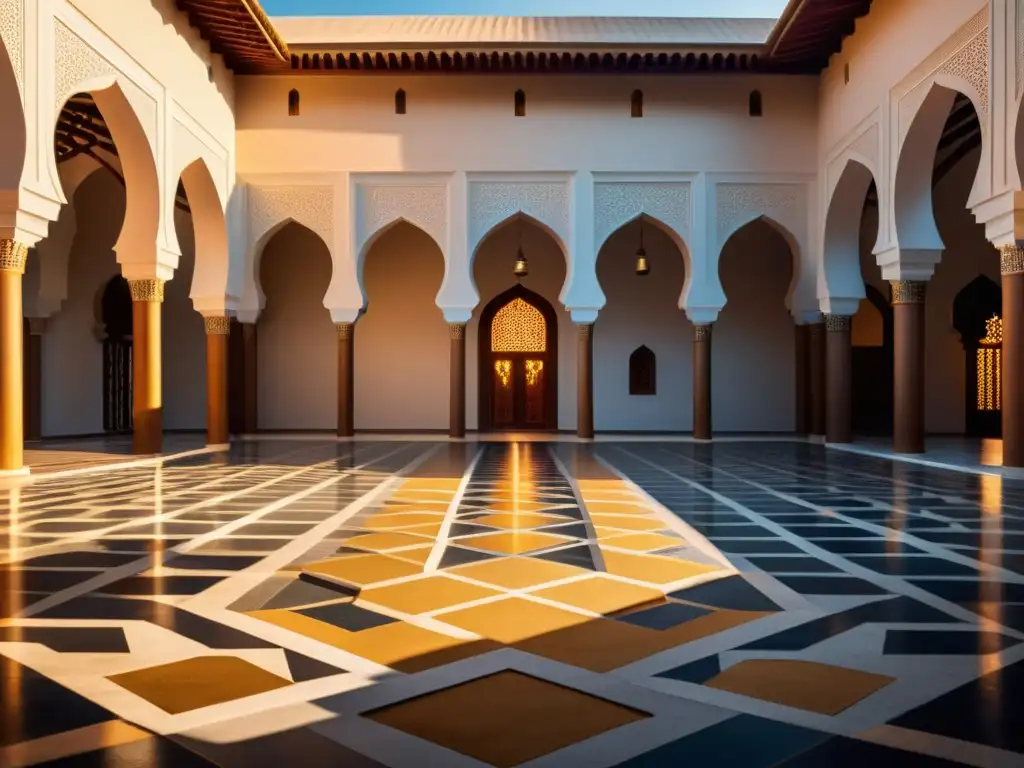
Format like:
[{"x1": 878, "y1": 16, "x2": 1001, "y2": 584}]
[{"x1": 485, "y1": 293, "x2": 555, "y2": 430}]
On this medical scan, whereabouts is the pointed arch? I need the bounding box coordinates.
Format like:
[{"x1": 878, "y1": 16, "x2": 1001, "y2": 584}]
[
  {"x1": 358, "y1": 216, "x2": 445, "y2": 286},
  {"x1": 823, "y1": 158, "x2": 874, "y2": 304},
  {"x1": 395, "y1": 88, "x2": 407, "y2": 114},
  {"x1": 718, "y1": 214, "x2": 804, "y2": 312},
  {"x1": 953, "y1": 274, "x2": 1002, "y2": 348},
  {"x1": 0, "y1": 35, "x2": 25, "y2": 199},
  {"x1": 178, "y1": 158, "x2": 229, "y2": 307},
  {"x1": 253, "y1": 220, "x2": 334, "y2": 307},
  {"x1": 288, "y1": 88, "x2": 300, "y2": 116},
  {"x1": 629, "y1": 345, "x2": 656, "y2": 395}
]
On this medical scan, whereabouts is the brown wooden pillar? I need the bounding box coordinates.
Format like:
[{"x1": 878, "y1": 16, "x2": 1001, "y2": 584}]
[
  {"x1": 794, "y1": 322, "x2": 810, "y2": 435},
  {"x1": 204, "y1": 316, "x2": 230, "y2": 447},
  {"x1": 0, "y1": 241, "x2": 27, "y2": 474},
  {"x1": 128, "y1": 279, "x2": 163, "y2": 455},
  {"x1": 24, "y1": 318, "x2": 44, "y2": 442},
  {"x1": 449, "y1": 323, "x2": 466, "y2": 438},
  {"x1": 825, "y1": 313, "x2": 852, "y2": 444},
  {"x1": 577, "y1": 323, "x2": 594, "y2": 439},
  {"x1": 241, "y1": 323, "x2": 258, "y2": 433},
  {"x1": 891, "y1": 280, "x2": 926, "y2": 454},
  {"x1": 809, "y1": 320, "x2": 826, "y2": 435},
  {"x1": 336, "y1": 322, "x2": 354, "y2": 437},
  {"x1": 693, "y1": 323, "x2": 712, "y2": 440},
  {"x1": 1002, "y1": 245, "x2": 1024, "y2": 468}
]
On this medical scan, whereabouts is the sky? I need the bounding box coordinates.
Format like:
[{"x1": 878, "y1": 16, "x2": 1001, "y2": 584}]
[{"x1": 260, "y1": 0, "x2": 789, "y2": 18}]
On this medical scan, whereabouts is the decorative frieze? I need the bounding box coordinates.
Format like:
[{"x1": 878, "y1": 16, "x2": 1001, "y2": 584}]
[
  {"x1": 249, "y1": 185, "x2": 334, "y2": 248},
  {"x1": 0, "y1": 240, "x2": 27, "y2": 273},
  {"x1": 358, "y1": 184, "x2": 447, "y2": 254},
  {"x1": 53, "y1": 20, "x2": 115, "y2": 109},
  {"x1": 0, "y1": 0, "x2": 23, "y2": 92},
  {"x1": 716, "y1": 183, "x2": 803, "y2": 243},
  {"x1": 203, "y1": 316, "x2": 231, "y2": 335},
  {"x1": 693, "y1": 323, "x2": 712, "y2": 342},
  {"x1": 335, "y1": 322, "x2": 354, "y2": 340},
  {"x1": 825, "y1": 314, "x2": 852, "y2": 333},
  {"x1": 128, "y1": 279, "x2": 164, "y2": 303},
  {"x1": 449, "y1": 323, "x2": 466, "y2": 340},
  {"x1": 890, "y1": 280, "x2": 927, "y2": 305},
  {"x1": 468, "y1": 181, "x2": 570, "y2": 254},
  {"x1": 593, "y1": 182, "x2": 690, "y2": 251},
  {"x1": 1001, "y1": 245, "x2": 1024, "y2": 276}
]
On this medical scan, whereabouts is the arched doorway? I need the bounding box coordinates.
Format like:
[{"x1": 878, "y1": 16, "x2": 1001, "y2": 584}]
[
  {"x1": 478, "y1": 284, "x2": 558, "y2": 431},
  {"x1": 954, "y1": 276, "x2": 1002, "y2": 438},
  {"x1": 99, "y1": 275, "x2": 133, "y2": 434}
]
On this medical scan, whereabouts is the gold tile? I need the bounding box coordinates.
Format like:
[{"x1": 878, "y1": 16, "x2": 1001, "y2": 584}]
[
  {"x1": 108, "y1": 657, "x2": 291, "y2": 715},
  {"x1": 589, "y1": 515, "x2": 666, "y2": 532},
  {"x1": 599, "y1": 532, "x2": 683, "y2": 552},
  {"x1": 706, "y1": 659, "x2": 895, "y2": 715},
  {"x1": 362, "y1": 512, "x2": 446, "y2": 529},
  {"x1": 376, "y1": 503, "x2": 451, "y2": 514},
  {"x1": 514, "y1": 616, "x2": 681, "y2": 672},
  {"x1": 601, "y1": 551, "x2": 720, "y2": 584},
  {"x1": 472, "y1": 512, "x2": 571, "y2": 530},
  {"x1": 390, "y1": 546, "x2": 435, "y2": 565},
  {"x1": 342, "y1": 532, "x2": 433, "y2": 552},
  {"x1": 531, "y1": 576, "x2": 665, "y2": 615},
  {"x1": 303, "y1": 554, "x2": 423, "y2": 587},
  {"x1": 577, "y1": 480, "x2": 629, "y2": 491},
  {"x1": 399, "y1": 478, "x2": 462, "y2": 491},
  {"x1": 360, "y1": 576, "x2": 502, "y2": 614},
  {"x1": 436, "y1": 597, "x2": 588, "y2": 643},
  {"x1": 461, "y1": 531, "x2": 572, "y2": 555},
  {"x1": 250, "y1": 610, "x2": 498, "y2": 672},
  {"x1": 395, "y1": 522, "x2": 444, "y2": 536},
  {"x1": 366, "y1": 670, "x2": 649, "y2": 768},
  {"x1": 449, "y1": 557, "x2": 589, "y2": 589}
]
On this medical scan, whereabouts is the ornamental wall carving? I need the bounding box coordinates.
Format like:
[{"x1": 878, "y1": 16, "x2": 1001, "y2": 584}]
[
  {"x1": 356, "y1": 183, "x2": 447, "y2": 255},
  {"x1": 468, "y1": 180, "x2": 570, "y2": 255},
  {"x1": 0, "y1": 0, "x2": 22, "y2": 91},
  {"x1": 593, "y1": 182, "x2": 690, "y2": 251},
  {"x1": 715, "y1": 183, "x2": 805, "y2": 245},
  {"x1": 248, "y1": 185, "x2": 334, "y2": 248}
]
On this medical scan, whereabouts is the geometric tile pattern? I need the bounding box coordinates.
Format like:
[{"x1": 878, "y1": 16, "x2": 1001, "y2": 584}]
[{"x1": 2, "y1": 438, "x2": 1024, "y2": 766}]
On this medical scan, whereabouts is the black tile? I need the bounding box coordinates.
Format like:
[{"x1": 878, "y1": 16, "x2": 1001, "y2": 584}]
[
  {"x1": 231, "y1": 523, "x2": 316, "y2": 537},
  {"x1": 713, "y1": 539, "x2": 804, "y2": 554},
  {"x1": 34, "y1": 733, "x2": 220, "y2": 766},
  {"x1": 697, "y1": 524, "x2": 777, "y2": 538},
  {"x1": 775, "y1": 575, "x2": 890, "y2": 595},
  {"x1": 0, "y1": 569, "x2": 95, "y2": 593},
  {"x1": 97, "y1": 575, "x2": 223, "y2": 596},
  {"x1": 537, "y1": 522, "x2": 591, "y2": 538},
  {"x1": 745, "y1": 556, "x2": 843, "y2": 574},
  {"x1": 165, "y1": 554, "x2": 263, "y2": 571},
  {"x1": 438, "y1": 546, "x2": 498, "y2": 569},
  {"x1": 774, "y1": 525, "x2": 859, "y2": 539},
  {"x1": 669, "y1": 575, "x2": 781, "y2": 612},
  {"x1": 0, "y1": 626, "x2": 129, "y2": 653},
  {"x1": 909, "y1": 579, "x2": 1024, "y2": 603},
  {"x1": 883, "y1": 629, "x2": 1020, "y2": 655},
  {"x1": 534, "y1": 545, "x2": 598, "y2": 570},
  {"x1": 618, "y1": 602, "x2": 713, "y2": 630},
  {"x1": 447, "y1": 522, "x2": 500, "y2": 538},
  {"x1": 777, "y1": 735, "x2": 979, "y2": 767},
  {"x1": 296, "y1": 601, "x2": 396, "y2": 631},
  {"x1": 16, "y1": 552, "x2": 140, "y2": 568},
  {"x1": 283, "y1": 649, "x2": 347, "y2": 682},
  {"x1": 846, "y1": 556, "x2": 981, "y2": 577},
  {"x1": 655, "y1": 654, "x2": 721, "y2": 684},
  {"x1": 812, "y1": 539, "x2": 927, "y2": 555},
  {"x1": 260, "y1": 578, "x2": 354, "y2": 610}
]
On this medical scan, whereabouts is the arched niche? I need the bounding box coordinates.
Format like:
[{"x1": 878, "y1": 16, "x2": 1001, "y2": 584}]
[
  {"x1": 629, "y1": 346, "x2": 656, "y2": 395},
  {"x1": 715, "y1": 218, "x2": 795, "y2": 432},
  {"x1": 594, "y1": 215, "x2": 688, "y2": 431},
  {"x1": 470, "y1": 213, "x2": 571, "y2": 431},
  {"x1": 257, "y1": 222, "x2": 335, "y2": 430},
  {"x1": 953, "y1": 275, "x2": 1002, "y2": 438},
  {"x1": 355, "y1": 220, "x2": 448, "y2": 430}
]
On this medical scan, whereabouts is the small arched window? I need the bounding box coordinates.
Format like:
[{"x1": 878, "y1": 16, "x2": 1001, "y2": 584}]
[
  {"x1": 395, "y1": 88, "x2": 407, "y2": 114},
  {"x1": 629, "y1": 345, "x2": 656, "y2": 396},
  {"x1": 748, "y1": 90, "x2": 763, "y2": 117},
  {"x1": 514, "y1": 89, "x2": 526, "y2": 117},
  {"x1": 288, "y1": 88, "x2": 300, "y2": 116},
  {"x1": 631, "y1": 89, "x2": 643, "y2": 118}
]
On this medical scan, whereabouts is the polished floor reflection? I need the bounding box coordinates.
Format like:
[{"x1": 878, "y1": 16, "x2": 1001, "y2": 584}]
[{"x1": 1, "y1": 439, "x2": 1023, "y2": 767}]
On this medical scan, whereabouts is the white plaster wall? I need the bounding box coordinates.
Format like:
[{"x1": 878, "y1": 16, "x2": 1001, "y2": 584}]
[
  {"x1": 355, "y1": 223, "x2": 448, "y2": 431},
  {"x1": 235, "y1": 75, "x2": 818, "y2": 176},
  {"x1": 165, "y1": 208, "x2": 206, "y2": 430},
  {"x1": 469, "y1": 222, "x2": 575, "y2": 431},
  {"x1": 714, "y1": 220, "x2": 796, "y2": 432},
  {"x1": 257, "y1": 223, "x2": 336, "y2": 430},
  {"x1": 594, "y1": 221, "x2": 691, "y2": 431}
]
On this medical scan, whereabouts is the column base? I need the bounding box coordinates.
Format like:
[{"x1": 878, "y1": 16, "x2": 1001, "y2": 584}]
[
  {"x1": 205, "y1": 443, "x2": 231, "y2": 451},
  {"x1": 0, "y1": 466, "x2": 31, "y2": 478}
]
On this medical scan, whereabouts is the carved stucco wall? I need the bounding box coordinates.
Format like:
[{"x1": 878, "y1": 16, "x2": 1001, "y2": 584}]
[
  {"x1": 593, "y1": 182, "x2": 691, "y2": 252},
  {"x1": 53, "y1": 20, "x2": 114, "y2": 110},
  {"x1": 716, "y1": 183, "x2": 806, "y2": 248},
  {"x1": 356, "y1": 183, "x2": 447, "y2": 256},
  {"x1": 468, "y1": 181, "x2": 570, "y2": 256},
  {"x1": 1018, "y1": 0, "x2": 1024, "y2": 98},
  {"x1": 0, "y1": 0, "x2": 22, "y2": 92},
  {"x1": 248, "y1": 185, "x2": 334, "y2": 251}
]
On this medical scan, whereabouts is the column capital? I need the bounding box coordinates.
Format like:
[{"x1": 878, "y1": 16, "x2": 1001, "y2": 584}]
[
  {"x1": 576, "y1": 322, "x2": 593, "y2": 339},
  {"x1": 0, "y1": 240, "x2": 28, "y2": 274},
  {"x1": 203, "y1": 316, "x2": 231, "y2": 335},
  {"x1": 26, "y1": 317, "x2": 48, "y2": 336},
  {"x1": 569, "y1": 308, "x2": 599, "y2": 324},
  {"x1": 890, "y1": 280, "x2": 927, "y2": 305},
  {"x1": 1001, "y1": 244, "x2": 1024, "y2": 276},
  {"x1": 335, "y1": 322, "x2": 354, "y2": 340},
  {"x1": 128, "y1": 279, "x2": 164, "y2": 303},
  {"x1": 792, "y1": 310, "x2": 823, "y2": 326},
  {"x1": 448, "y1": 323, "x2": 466, "y2": 340},
  {"x1": 693, "y1": 323, "x2": 712, "y2": 342},
  {"x1": 824, "y1": 314, "x2": 852, "y2": 332}
]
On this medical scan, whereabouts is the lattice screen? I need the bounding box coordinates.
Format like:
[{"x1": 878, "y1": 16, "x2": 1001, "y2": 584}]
[{"x1": 491, "y1": 297, "x2": 546, "y2": 352}]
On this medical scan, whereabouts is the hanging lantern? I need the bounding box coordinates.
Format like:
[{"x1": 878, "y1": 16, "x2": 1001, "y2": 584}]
[
  {"x1": 635, "y1": 218, "x2": 650, "y2": 276},
  {"x1": 513, "y1": 246, "x2": 529, "y2": 278}
]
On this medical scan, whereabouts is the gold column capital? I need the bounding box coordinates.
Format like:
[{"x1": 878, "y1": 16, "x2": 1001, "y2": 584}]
[
  {"x1": 203, "y1": 316, "x2": 231, "y2": 335},
  {"x1": 128, "y1": 279, "x2": 164, "y2": 303},
  {"x1": 576, "y1": 323, "x2": 593, "y2": 340},
  {"x1": 824, "y1": 314, "x2": 852, "y2": 332},
  {"x1": 1000, "y1": 244, "x2": 1024, "y2": 276},
  {"x1": 890, "y1": 280, "x2": 927, "y2": 304},
  {"x1": 0, "y1": 240, "x2": 28, "y2": 274},
  {"x1": 335, "y1": 322, "x2": 354, "y2": 340},
  {"x1": 693, "y1": 323, "x2": 712, "y2": 342},
  {"x1": 449, "y1": 323, "x2": 466, "y2": 340}
]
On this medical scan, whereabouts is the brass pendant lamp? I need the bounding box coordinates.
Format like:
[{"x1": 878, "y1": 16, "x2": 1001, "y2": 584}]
[
  {"x1": 513, "y1": 216, "x2": 529, "y2": 278},
  {"x1": 635, "y1": 217, "x2": 650, "y2": 276}
]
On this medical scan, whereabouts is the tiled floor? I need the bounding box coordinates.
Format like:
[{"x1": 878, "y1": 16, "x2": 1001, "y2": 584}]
[{"x1": 1, "y1": 439, "x2": 1023, "y2": 767}]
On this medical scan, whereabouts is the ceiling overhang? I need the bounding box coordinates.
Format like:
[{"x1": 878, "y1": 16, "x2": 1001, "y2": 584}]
[
  {"x1": 177, "y1": 0, "x2": 289, "y2": 73},
  {"x1": 763, "y1": 0, "x2": 874, "y2": 73}
]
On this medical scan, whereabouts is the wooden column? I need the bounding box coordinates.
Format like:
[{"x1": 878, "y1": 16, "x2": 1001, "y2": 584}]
[
  {"x1": 449, "y1": 323, "x2": 466, "y2": 438},
  {"x1": 24, "y1": 318, "x2": 44, "y2": 442},
  {"x1": 1003, "y1": 245, "x2": 1024, "y2": 468},
  {"x1": 825, "y1": 313, "x2": 852, "y2": 444},
  {"x1": 693, "y1": 323, "x2": 712, "y2": 440},
  {"x1": 0, "y1": 241, "x2": 27, "y2": 474},
  {"x1": 128, "y1": 279, "x2": 163, "y2": 455},
  {"x1": 242, "y1": 323, "x2": 258, "y2": 433},
  {"x1": 204, "y1": 316, "x2": 230, "y2": 447},
  {"x1": 892, "y1": 280, "x2": 926, "y2": 454},
  {"x1": 336, "y1": 322, "x2": 354, "y2": 437},
  {"x1": 809, "y1": 320, "x2": 826, "y2": 435},
  {"x1": 577, "y1": 324, "x2": 594, "y2": 439},
  {"x1": 794, "y1": 322, "x2": 810, "y2": 435}
]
